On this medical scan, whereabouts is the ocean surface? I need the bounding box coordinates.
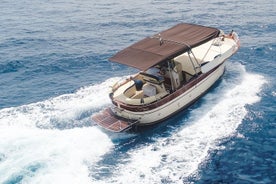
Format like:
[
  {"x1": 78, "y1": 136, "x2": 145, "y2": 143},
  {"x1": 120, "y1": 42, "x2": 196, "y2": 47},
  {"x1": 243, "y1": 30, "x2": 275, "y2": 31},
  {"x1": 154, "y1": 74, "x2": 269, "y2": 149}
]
[{"x1": 0, "y1": 0, "x2": 275, "y2": 183}]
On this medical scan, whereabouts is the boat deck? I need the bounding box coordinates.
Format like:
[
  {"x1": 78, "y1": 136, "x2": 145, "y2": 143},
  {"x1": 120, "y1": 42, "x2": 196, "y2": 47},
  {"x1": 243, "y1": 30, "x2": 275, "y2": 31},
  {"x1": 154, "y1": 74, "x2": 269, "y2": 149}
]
[{"x1": 92, "y1": 108, "x2": 139, "y2": 132}]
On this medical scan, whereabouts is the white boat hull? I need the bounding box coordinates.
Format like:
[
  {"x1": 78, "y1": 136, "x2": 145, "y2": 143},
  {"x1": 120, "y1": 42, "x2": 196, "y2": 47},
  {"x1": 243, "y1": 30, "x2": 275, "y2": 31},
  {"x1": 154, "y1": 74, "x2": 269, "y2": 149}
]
[{"x1": 113, "y1": 62, "x2": 226, "y2": 125}]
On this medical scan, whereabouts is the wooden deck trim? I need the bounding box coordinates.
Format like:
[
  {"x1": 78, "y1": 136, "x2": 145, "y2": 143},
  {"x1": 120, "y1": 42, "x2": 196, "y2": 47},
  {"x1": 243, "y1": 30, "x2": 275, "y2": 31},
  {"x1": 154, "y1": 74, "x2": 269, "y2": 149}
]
[{"x1": 92, "y1": 108, "x2": 139, "y2": 132}]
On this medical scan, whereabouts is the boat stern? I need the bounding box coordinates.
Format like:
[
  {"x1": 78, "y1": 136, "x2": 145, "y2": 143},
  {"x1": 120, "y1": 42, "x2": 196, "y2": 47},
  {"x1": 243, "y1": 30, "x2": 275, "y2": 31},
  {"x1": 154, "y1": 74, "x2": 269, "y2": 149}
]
[{"x1": 92, "y1": 108, "x2": 139, "y2": 132}]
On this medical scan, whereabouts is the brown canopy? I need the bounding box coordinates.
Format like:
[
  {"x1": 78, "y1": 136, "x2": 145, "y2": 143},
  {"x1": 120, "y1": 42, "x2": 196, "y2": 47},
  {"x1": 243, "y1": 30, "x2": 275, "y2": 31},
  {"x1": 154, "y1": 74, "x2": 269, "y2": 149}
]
[{"x1": 109, "y1": 23, "x2": 220, "y2": 71}]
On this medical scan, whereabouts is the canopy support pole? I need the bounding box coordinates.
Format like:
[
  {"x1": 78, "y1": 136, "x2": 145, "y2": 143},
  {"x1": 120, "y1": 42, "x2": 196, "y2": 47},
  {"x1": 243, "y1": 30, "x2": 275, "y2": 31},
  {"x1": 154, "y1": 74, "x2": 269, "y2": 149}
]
[
  {"x1": 188, "y1": 50, "x2": 199, "y2": 76},
  {"x1": 167, "y1": 60, "x2": 175, "y2": 92}
]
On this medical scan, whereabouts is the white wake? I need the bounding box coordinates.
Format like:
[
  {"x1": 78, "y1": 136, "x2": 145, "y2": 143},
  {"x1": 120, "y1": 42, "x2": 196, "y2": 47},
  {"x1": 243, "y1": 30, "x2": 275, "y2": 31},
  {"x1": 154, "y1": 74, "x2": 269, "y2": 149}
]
[{"x1": 0, "y1": 78, "x2": 120, "y2": 184}]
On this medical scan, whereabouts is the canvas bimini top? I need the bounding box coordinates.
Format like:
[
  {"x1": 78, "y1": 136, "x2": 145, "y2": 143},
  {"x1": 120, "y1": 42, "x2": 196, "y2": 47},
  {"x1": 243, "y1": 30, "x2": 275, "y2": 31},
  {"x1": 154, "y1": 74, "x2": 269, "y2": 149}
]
[{"x1": 109, "y1": 23, "x2": 220, "y2": 71}]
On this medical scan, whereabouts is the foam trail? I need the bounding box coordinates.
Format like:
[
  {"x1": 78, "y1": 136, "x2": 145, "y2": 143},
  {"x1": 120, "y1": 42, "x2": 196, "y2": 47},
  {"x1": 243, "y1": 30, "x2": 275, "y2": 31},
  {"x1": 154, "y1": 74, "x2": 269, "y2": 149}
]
[
  {"x1": 0, "y1": 77, "x2": 120, "y2": 129},
  {"x1": 0, "y1": 127, "x2": 113, "y2": 184},
  {"x1": 98, "y1": 64, "x2": 266, "y2": 184},
  {"x1": 0, "y1": 78, "x2": 120, "y2": 183}
]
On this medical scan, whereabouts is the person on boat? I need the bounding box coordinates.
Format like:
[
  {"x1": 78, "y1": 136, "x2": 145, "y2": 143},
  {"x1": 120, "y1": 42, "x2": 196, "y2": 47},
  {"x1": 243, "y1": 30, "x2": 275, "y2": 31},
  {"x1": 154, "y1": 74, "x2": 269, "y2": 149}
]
[{"x1": 130, "y1": 76, "x2": 143, "y2": 91}]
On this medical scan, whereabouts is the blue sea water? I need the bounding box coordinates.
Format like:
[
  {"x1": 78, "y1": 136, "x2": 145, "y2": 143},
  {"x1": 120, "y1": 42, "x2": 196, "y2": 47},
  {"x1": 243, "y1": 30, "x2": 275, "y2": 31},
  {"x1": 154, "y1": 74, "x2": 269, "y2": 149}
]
[{"x1": 0, "y1": 0, "x2": 275, "y2": 183}]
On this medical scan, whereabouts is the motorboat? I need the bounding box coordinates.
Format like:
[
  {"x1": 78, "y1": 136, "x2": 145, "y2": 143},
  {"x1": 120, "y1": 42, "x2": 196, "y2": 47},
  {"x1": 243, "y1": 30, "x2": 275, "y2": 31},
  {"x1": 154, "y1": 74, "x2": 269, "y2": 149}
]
[{"x1": 92, "y1": 23, "x2": 240, "y2": 132}]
